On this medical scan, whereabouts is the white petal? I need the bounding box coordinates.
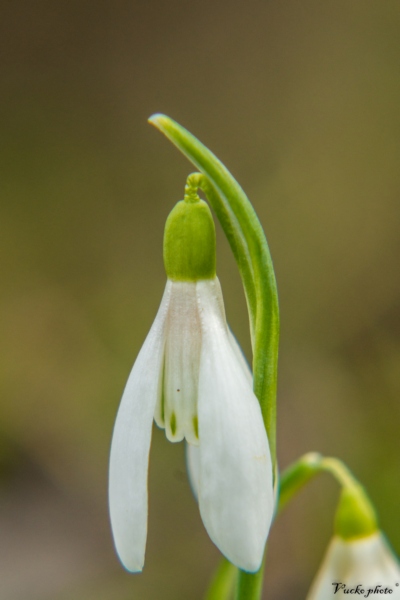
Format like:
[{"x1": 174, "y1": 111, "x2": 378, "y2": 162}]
[
  {"x1": 186, "y1": 442, "x2": 200, "y2": 500},
  {"x1": 307, "y1": 533, "x2": 400, "y2": 600},
  {"x1": 186, "y1": 332, "x2": 252, "y2": 503},
  {"x1": 195, "y1": 278, "x2": 274, "y2": 572},
  {"x1": 163, "y1": 281, "x2": 201, "y2": 445},
  {"x1": 228, "y1": 327, "x2": 253, "y2": 385},
  {"x1": 109, "y1": 282, "x2": 171, "y2": 572}
]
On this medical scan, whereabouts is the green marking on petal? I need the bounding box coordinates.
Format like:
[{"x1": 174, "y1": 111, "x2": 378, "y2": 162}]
[
  {"x1": 193, "y1": 415, "x2": 199, "y2": 439},
  {"x1": 170, "y1": 412, "x2": 177, "y2": 436}
]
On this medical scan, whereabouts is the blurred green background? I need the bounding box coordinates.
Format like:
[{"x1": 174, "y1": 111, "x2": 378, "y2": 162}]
[{"x1": 1, "y1": 1, "x2": 399, "y2": 598}]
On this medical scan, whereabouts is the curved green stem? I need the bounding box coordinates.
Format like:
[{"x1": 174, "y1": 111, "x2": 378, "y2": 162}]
[
  {"x1": 318, "y1": 457, "x2": 358, "y2": 489},
  {"x1": 277, "y1": 452, "x2": 324, "y2": 513},
  {"x1": 278, "y1": 453, "x2": 359, "y2": 508},
  {"x1": 279, "y1": 453, "x2": 378, "y2": 542}
]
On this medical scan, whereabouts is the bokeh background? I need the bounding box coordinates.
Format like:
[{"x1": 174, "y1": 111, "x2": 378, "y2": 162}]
[{"x1": 1, "y1": 1, "x2": 399, "y2": 598}]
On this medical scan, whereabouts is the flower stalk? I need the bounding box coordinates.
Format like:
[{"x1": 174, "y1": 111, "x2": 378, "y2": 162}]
[{"x1": 278, "y1": 453, "x2": 377, "y2": 526}]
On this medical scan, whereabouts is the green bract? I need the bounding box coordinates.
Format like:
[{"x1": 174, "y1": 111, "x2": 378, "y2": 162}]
[
  {"x1": 163, "y1": 196, "x2": 216, "y2": 281},
  {"x1": 334, "y1": 485, "x2": 378, "y2": 541}
]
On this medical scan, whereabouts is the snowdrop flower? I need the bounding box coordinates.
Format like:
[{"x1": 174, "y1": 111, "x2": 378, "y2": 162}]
[
  {"x1": 307, "y1": 486, "x2": 400, "y2": 599},
  {"x1": 109, "y1": 191, "x2": 274, "y2": 574},
  {"x1": 307, "y1": 533, "x2": 400, "y2": 600}
]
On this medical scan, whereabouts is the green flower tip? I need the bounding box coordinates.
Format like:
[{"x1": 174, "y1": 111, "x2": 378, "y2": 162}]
[
  {"x1": 163, "y1": 193, "x2": 216, "y2": 282},
  {"x1": 334, "y1": 484, "x2": 378, "y2": 541}
]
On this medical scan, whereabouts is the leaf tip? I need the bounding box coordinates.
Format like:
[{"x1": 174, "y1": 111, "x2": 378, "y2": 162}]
[{"x1": 148, "y1": 113, "x2": 168, "y2": 130}]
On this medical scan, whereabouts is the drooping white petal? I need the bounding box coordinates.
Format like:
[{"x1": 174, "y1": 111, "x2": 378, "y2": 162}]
[
  {"x1": 195, "y1": 278, "x2": 274, "y2": 572},
  {"x1": 109, "y1": 282, "x2": 171, "y2": 572},
  {"x1": 227, "y1": 327, "x2": 253, "y2": 385},
  {"x1": 307, "y1": 533, "x2": 400, "y2": 600},
  {"x1": 163, "y1": 281, "x2": 201, "y2": 445},
  {"x1": 186, "y1": 331, "x2": 252, "y2": 503}
]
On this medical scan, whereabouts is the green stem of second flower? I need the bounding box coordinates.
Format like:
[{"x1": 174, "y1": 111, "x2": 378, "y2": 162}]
[
  {"x1": 318, "y1": 457, "x2": 358, "y2": 489},
  {"x1": 278, "y1": 453, "x2": 368, "y2": 514}
]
